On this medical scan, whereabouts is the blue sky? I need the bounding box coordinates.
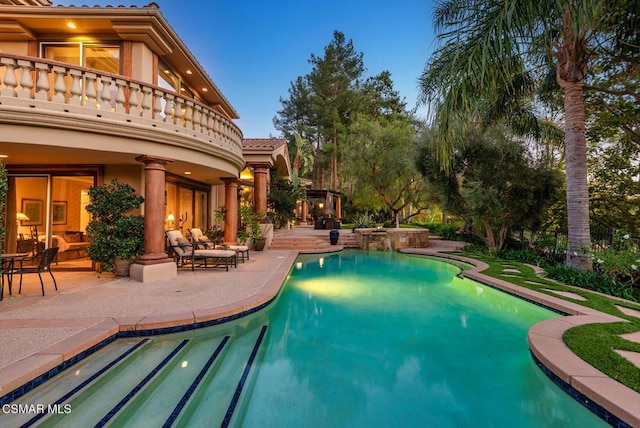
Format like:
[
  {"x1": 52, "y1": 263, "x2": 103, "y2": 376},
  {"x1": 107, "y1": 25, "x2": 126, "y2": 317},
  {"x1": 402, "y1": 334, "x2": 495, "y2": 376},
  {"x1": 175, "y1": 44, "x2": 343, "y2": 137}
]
[{"x1": 56, "y1": 1, "x2": 437, "y2": 138}]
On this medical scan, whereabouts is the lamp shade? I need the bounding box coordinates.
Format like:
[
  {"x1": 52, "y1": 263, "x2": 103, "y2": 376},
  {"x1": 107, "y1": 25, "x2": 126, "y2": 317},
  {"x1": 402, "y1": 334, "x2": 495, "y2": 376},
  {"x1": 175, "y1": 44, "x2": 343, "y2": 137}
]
[
  {"x1": 166, "y1": 213, "x2": 175, "y2": 222},
  {"x1": 16, "y1": 212, "x2": 30, "y2": 221}
]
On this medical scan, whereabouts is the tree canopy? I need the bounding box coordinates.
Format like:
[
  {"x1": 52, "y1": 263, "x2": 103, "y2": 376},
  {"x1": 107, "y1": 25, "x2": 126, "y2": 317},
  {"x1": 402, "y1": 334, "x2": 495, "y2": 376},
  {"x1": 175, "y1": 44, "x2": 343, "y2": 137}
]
[{"x1": 417, "y1": 0, "x2": 636, "y2": 269}]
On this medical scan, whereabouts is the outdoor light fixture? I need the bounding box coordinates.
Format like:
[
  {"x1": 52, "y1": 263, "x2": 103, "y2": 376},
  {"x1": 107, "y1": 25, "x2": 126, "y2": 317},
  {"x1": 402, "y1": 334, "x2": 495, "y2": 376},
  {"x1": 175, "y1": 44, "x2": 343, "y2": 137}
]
[{"x1": 318, "y1": 202, "x2": 324, "y2": 209}]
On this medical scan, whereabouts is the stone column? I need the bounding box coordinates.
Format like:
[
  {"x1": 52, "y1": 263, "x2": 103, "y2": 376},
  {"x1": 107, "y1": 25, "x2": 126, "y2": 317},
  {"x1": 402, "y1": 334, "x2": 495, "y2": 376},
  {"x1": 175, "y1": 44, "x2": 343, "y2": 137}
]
[
  {"x1": 335, "y1": 195, "x2": 342, "y2": 220},
  {"x1": 131, "y1": 155, "x2": 177, "y2": 283},
  {"x1": 222, "y1": 177, "x2": 239, "y2": 244},
  {"x1": 252, "y1": 164, "x2": 270, "y2": 215}
]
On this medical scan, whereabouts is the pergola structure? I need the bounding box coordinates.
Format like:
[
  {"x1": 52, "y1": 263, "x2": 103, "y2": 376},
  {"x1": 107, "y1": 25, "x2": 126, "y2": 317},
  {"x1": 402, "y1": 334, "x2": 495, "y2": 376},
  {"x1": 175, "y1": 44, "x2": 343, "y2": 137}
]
[{"x1": 306, "y1": 189, "x2": 342, "y2": 220}]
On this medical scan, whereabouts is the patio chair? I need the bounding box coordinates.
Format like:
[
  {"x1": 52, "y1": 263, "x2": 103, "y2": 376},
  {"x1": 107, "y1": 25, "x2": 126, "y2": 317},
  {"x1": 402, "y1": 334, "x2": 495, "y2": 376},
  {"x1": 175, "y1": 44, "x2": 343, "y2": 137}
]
[
  {"x1": 190, "y1": 228, "x2": 249, "y2": 263},
  {"x1": 166, "y1": 230, "x2": 237, "y2": 271},
  {"x1": 17, "y1": 246, "x2": 59, "y2": 296}
]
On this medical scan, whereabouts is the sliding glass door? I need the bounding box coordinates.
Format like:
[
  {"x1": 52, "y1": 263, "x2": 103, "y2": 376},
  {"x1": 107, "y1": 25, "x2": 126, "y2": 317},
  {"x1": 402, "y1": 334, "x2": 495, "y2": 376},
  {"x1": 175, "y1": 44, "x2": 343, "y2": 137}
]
[{"x1": 4, "y1": 173, "x2": 96, "y2": 270}]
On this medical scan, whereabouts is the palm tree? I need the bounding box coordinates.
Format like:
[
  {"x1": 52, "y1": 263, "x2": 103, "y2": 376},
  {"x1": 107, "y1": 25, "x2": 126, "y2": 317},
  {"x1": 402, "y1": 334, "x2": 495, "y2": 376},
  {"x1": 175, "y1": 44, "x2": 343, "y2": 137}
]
[{"x1": 419, "y1": 0, "x2": 610, "y2": 271}]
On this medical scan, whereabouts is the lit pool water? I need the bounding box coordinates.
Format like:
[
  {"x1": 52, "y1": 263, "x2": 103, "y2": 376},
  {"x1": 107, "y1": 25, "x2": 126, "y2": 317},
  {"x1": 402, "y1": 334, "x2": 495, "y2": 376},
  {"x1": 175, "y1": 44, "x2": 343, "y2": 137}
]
[
  {"x1": 2, "y1": 250, "x2": 607, "y2": 427},
  {"x1": 234, "y1": 250, "x2": 605, "y2": 427}
]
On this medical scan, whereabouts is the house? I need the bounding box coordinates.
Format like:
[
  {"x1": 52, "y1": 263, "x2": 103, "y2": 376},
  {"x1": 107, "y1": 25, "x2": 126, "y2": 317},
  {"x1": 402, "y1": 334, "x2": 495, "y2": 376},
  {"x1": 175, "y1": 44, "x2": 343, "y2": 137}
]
[{"x1": 0, "y1": 1, "x2": 290, "y2": 281}]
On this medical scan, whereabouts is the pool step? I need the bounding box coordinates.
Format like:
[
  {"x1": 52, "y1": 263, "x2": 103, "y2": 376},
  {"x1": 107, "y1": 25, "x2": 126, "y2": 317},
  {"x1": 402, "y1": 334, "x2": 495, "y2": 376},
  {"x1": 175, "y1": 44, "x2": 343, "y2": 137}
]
[{"x1": 5, "y1": 326, "x2": 269, "y2": 428}]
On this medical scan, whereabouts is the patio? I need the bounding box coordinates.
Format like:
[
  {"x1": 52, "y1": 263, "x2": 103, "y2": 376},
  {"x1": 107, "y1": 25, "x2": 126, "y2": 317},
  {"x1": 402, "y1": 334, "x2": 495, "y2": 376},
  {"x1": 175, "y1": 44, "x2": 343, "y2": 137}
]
[{"x1": 0, "y1": 249, "x2": 297, "y2": 397}]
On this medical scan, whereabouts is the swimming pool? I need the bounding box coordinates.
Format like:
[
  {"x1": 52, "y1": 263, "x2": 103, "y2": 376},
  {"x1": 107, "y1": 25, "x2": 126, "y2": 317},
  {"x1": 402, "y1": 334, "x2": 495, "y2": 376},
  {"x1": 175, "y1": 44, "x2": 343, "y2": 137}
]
[{"x1": 2, "y1": 250, "x2": 606, "y2": 427}]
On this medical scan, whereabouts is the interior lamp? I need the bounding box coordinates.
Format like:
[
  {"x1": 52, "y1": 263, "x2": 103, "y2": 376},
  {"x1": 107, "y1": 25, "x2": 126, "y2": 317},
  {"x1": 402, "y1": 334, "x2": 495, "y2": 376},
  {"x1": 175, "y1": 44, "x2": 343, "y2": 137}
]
[
  {"x1": 166, "y1": 212, "x2": 175, "y2": 229},
  {"x1": 16, "y1": 212, "x2": 30, "y2": 227}
]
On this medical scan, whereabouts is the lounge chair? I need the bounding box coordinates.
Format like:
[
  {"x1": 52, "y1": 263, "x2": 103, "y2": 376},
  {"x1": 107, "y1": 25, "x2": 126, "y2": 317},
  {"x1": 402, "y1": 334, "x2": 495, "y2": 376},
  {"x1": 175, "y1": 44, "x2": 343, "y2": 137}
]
[
  {"x1": 189, "y1": 228, "x2": 250, "y2": 263},
  {"x1": 166, "y1": 230, "x2": 237, "y2": 271}
]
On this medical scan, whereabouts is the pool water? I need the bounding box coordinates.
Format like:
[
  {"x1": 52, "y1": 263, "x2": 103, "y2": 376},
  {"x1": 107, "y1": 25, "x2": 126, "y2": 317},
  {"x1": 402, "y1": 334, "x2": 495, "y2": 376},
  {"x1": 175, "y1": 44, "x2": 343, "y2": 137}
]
[
  {"x1": 235, "y1": 251, "x2": 605, "y2": 427},
  {"x1": 2, "y1": 250, "x2": 606, "y2": 427}
]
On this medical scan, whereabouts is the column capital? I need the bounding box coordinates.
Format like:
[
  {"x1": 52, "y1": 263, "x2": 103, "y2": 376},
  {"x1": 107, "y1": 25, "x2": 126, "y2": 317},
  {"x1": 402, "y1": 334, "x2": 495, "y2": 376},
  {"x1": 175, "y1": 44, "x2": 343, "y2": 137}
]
[
  {"x1": 246, "y1": 162, "x2": 271, "y2": 172},
  {"x1": 135, "y1": 155, "x2": 174, "y2": 167},
  {"x1": 221, "y1": 177, "x2": 241, "y2": 185}
]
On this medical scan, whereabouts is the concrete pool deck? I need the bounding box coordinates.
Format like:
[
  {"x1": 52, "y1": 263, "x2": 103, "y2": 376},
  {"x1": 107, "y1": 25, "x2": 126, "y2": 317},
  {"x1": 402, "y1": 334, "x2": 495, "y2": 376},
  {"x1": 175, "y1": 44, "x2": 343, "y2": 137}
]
[{"x1": 1, "y1": 231, "x2": 639, "y2": 426}]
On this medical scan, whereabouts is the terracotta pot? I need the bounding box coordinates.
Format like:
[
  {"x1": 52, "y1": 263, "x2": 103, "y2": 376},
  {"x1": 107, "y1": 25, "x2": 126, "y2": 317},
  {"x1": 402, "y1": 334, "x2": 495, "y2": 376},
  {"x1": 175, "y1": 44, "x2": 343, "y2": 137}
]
[{"x1": 114, "y1": 256, "x2": 131, "y2": 276}]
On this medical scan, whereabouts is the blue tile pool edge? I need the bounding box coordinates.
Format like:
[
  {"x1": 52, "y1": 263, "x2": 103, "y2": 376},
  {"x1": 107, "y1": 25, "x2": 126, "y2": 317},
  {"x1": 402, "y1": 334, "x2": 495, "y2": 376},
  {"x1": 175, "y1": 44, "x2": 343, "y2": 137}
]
[
  {"x1": 531, "y1": 353, "x2": 631, "y2": 428},
  {"x1": 0, "y1": 295, "x2": 277, "y2": 407}
]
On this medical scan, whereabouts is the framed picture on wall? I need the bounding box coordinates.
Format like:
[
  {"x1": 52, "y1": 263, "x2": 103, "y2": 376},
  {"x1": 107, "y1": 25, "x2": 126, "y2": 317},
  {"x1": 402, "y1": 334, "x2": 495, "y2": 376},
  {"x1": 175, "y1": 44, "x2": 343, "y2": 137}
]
[
  {"x1": 53, "y1": 201, "x2": 67, "y2": 225},
  {"x1": 21, "y1": 199, "x2": 43, "y2": 226}
]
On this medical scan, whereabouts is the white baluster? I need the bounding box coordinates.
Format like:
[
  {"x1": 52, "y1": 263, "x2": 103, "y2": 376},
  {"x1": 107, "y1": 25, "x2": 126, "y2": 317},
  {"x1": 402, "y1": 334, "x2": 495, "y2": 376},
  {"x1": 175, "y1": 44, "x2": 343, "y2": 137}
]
[
  {"x1": 51, "y1": 66, "x2": 67, "y2": 103},
  {"x1": 184, "y1": 100, "x2": 194, "y2": 129},
  {"x1": 16, "y1": 59, "x2": 34, "y2": 99},
  {"x1": 114, "y1": 78, "x2": 126, "y2": 113},
  {"x1": 173, "y1": 96, "x2": 184, "y2": 125},
  {"x1": 213, "y1": 117, "x2": 220, "y2": 135},
  {"x1": 153, "y1": 89, "x2": 164, "y2": 121},
  {"x1": 34, "y1": 62, "x2": 50, "y2": 101},
  {"x1": 195, "y1": 105, "x2": 205, "y2": 134},
  {"x1": 159, "y1": 90, "x2": 170, "y2": 122},
  {"x1": 99, "y1": 76, "x2": 113, "y2": 110},
  {"x1": 128, "y1": 82, "x2": 140, "y2": 116},
  {"x1": 1, "y1": 57, "x2": 18, "y2": 96},
  {"x1": 68, "y1": 69, "x2": 82, "y2": 105},
  {"x1": 140, "y1": 86, "x2": 152, "y2": 118},
  {"x1": 205, "y1": 111, "x2": 214, "y2": 136},
  {"x1": 84, "y1": 72, "x2": 98, "y2": 108}
]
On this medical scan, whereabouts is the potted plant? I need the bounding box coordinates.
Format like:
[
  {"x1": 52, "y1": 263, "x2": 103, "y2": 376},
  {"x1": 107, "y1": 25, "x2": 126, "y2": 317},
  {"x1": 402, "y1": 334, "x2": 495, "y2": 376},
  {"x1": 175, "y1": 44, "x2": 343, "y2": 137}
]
[
  {"x1": 86, "y1": 179, "x2": 144, "y2": 275},
  {"x1": 204, "y1": 225, "x2": 225, "y2": 246},
  {"x1": 250, "y1": 221, "x2": 272, "y2": 251},
  {"x1": 247, "y1": 210, "x2": 273, "y2": 251}
]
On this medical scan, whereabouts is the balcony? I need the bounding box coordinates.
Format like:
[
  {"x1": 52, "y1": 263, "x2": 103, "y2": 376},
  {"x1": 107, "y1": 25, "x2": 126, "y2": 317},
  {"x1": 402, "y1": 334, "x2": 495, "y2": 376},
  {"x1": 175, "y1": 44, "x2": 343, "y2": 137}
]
[{"x1": 0, "y1": 53, "x2": 244, "y2": 176}]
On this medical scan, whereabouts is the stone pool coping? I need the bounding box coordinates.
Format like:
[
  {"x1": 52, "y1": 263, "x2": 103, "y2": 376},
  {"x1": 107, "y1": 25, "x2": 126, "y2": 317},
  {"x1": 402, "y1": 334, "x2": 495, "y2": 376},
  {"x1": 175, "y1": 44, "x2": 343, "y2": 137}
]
[{"x1": 401, "y1": 248, "x2": 640, "y2": 427}]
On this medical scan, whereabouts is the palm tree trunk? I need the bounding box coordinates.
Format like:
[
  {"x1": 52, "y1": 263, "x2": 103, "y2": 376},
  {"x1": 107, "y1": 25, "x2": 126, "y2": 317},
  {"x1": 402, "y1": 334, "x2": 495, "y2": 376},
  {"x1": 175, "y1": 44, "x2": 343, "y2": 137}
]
[
  {"x1": 562, "y1": 80, "x2": 592, "y2": 270},
  {"x1": 557, "y1": 9, "x2": 592, "y2": 271}
]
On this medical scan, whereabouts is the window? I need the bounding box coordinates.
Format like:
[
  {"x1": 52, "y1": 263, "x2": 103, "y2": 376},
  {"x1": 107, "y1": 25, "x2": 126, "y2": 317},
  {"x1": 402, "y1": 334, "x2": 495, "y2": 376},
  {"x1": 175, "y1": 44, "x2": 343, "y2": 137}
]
[
  {"x1": 158, "y1": 61, "x2": 199, "y2": 102},
  {"x1": 42, "y1": 43, "x2": 120, "y2": 74}
]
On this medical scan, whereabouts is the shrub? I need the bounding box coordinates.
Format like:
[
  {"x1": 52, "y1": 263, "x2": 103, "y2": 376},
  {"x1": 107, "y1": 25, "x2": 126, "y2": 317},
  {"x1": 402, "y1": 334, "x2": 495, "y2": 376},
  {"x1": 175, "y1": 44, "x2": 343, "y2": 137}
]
[
  {"x1": 86, "y1": 179, "x2": 144, "y2": 273},
  {"x1": 544, "y1": 263, "x2": 637, "y2": 301},
  {"x1": 352, "y1": 212, "x2": 375, "y2": 229},
  {"x1": 408, "y1": 222, "x2": 461, "y2": 240},
  {"x1": 469, "y1": 244, "x2": 639, "y2": 301}
]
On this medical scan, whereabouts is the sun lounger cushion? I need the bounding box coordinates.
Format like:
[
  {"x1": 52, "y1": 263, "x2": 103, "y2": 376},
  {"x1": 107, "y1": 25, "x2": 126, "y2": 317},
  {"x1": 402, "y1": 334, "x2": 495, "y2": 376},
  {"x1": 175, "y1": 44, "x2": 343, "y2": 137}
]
[{"x1": 194, "y1": 249, "x2": 236, "y2": 258}]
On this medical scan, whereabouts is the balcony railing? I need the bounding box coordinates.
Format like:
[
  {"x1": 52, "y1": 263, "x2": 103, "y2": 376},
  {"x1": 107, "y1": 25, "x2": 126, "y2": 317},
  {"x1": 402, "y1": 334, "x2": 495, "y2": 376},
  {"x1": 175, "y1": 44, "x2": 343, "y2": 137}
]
[{"x1": 0, "y1": 53, "x2": 243, "y2": 158}]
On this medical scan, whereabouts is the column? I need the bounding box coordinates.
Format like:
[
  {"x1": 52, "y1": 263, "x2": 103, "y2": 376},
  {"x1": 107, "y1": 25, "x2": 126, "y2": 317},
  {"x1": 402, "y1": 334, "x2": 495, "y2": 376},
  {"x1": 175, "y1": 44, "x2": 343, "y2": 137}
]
[
  {"x1": 301, "y1": 200, "x2": 309, "y2": 224},
  {"x1": 131, "y1": 155, "x2": 177, "y2": 282},
  {"x1": 222, "y1": 177, "x2": 239, "y2": 244},
  {"x1": 335, "y1": 195, "x2": 342, "y2": 220},
  {"x1": 252, "y1": 164, "x2": 270, "y2": 215}
]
